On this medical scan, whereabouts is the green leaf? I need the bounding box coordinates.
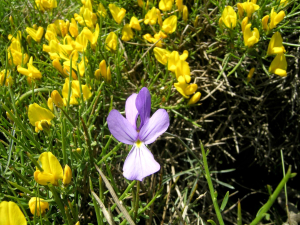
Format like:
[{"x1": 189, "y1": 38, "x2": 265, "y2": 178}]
[
  {"x1": 220, "y1": 191, "x2": 229, "y2": 211},
  {"x1": 207, "y1": 220, "x2": 217, "y2": 225}
]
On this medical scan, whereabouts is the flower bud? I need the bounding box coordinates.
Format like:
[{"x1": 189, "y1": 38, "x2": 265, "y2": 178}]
[
  {"x1": 262, "y1": 15, "x2": 269, "y2": 31},
  {"x1": 51, "y1": 90, "x2": 64, "y2": 108},
  {"x1": 247, "y1": 68, "x2": 255, "y2": 82},
  {"x1": 48, "y1": 97, "x2": 54, "y2": 111},
  {"x1": 137, "y1": 0, "x2": 144, "y2": 7},
  {"x1": 63, "y1": 165, "x2": 72, "y2": 185},
  {"x1": 183, "y1": 5, "x2": 188, "y2": 22},
  {"x1": 29, "y1": 197, "x2": 49, "y2": 216},
  {"x1": 187, "y1": 92, "x2": 201, "y2": 105}
]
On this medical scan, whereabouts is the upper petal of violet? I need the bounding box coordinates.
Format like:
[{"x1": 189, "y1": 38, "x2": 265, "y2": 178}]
[
  {"x1": 107, "y1": 109, "x2": 138, "y2": 144},
  {"x1": 139, "y1": 108, "x2": 169, "y2": 144},
  {"x1": 135, "y1": 87, "x2": 151, "y2": 129},
  {"x1": 125, "y1": 93, "x2": 138, "y2": 129},
  {"x1": 123, "y1": 144, "x2": 160, "y2": 181}
]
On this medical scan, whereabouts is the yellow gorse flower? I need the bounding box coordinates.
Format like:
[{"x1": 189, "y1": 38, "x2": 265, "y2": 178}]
[
  {"x1": 237, "y1": 0, "x2": 259, "y2": 18},
  {"x1": 34, "y1": 152, "x2": 63, "y2": 185},
  {"x1": 129, "y1": 17, "x2": 142, "y2": 31},
  {"x1": 47, "y1": 97, "x2": 54, "y2": 111},
  {"x1": 144, "y1": 7, "x2": 158, "y2": 25},
  {"x1": 28, "y1": 197, "x2": 49, "y2": 216},
  {"x1": 54, "y1": 20, "x2": 69, "y2": 37},
  {"x1": 269, "y1": 53, "x2": 287, "y2": 77},
  {"x1": 95, "y1": 60, "x2": 111, "y2": 82},
  {"x1": 167, "y1": 50, "x2": 189, "y2": 72},
  {"x1": 219, "y1": 6, "x2": 237, "y2": 29},
  {"x1": 83, "y1": 24, "x2": 100, "y2": 49},
  {"x1": 176, "y1": 0, "x2": 183, "y2": 11},
  {"x1": 63, "y1": 165, "x2": 72, "y2": 185},
  {"x1": 74, "y1": 7, "x2": 97, "y2": 28},
  {"x1": 51, "y1": 90, "x2": 64, "y2": 108},
  {"x1": 183, "y1": 5, "x2": 188, "y2": 22},
  {"x1": 269, "y1": 8, "x2": 285, "y2": 30},
  {"x1": 105, "y1": 32, "x2": 118, "y2": 51},
  {"x1": 26, "y1": 26, "x2": 44, "y2": 43},
  {"x1": 174, "y1": 76, "x2": 198, "y2": 98},
  {"x1": 137, "y1": 0, "x2": 144, "y2": 8},
  {"x1": 28, "y1": 103, "x2": 55, "y2": 132},
  {"x1": 122, "y1": 24, "x2": 134, "y2": 42},
  {"x1": 243, "y1": 24, "x2": 259, "y2": 47},
  {"x1": 159, "y1": 0, "x2": 174, "y2": 11},
  {"x1": 62, "y1": 78, "x2": 92, "y2": 105},
  {"x1": 17, "y1": 57, "x2": 42, "y2": 80},
  {"x1": 187, "y1": 92, "x2": 201, "y2": 105},
  {"x1": 109, "y1": 4, "x2": 126, "y2": 24},
  {"x1": 247, "y1": 67, "x2": 255, "y2": 82},
  {"x1": 153, "y1": 47, "x2": 171, "y2": 65},
  {"x1": 98, "y1": 3, "x2": 107, "y2": 17},
  {"x1": 0, "y1": 201, "x2": 27, "y2": 225},
  {"x1": 35, "y1": 0, "x2": 57, "y2": 11},
  {"x1": 241, "y1": 17, "x2": 248, "y2": 33},
  {"x1": 143, "y1": 33, "x2": 163, "y2": 47},
  {"x1": 0, "y1": 69, "x2": 13, "y2": 86},
  {"x1": 267, "y1": 32, "x2": 286, "y2": 56},
  {"x1": 162, "y1": 15, "x2": 177, "y2": 34},
  {"x1": 7, "y1": 32, "x2": 29, "y2": 66},
  {"x1": 69, "y1": 18, "x2": 79, "y2": 38}
]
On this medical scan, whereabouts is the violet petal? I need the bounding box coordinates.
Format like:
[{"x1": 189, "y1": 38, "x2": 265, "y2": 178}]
[
  {"x1": 135, "y1": 87, "x2": 151, "y2": 128},
  {"x1": 125, "y1": 93, "x2": 138, "y2": 129},
  {"x1": 107, "y1": 109, "x2": 138, "y2": 145},
  {"x1": 139, "y1": 109, "x2": 169, "y2": 144},
  {"x1": 123, "y1": 144, "x2": 160, "y2": 181}
]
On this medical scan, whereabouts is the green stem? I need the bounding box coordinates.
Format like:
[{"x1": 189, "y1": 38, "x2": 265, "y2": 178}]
[
  {"x1": 200, "y1": 142, "x2": 225, "y2": 225},
  {"x1": 134, "y1": 181, "x2": 140, "y2": 222},
  {"x1": 249, "y1": 166, "x2": 292, "y2": 225}
]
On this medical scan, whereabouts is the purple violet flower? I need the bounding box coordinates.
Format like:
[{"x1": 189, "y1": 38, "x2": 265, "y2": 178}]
[{"x1": 107, "y1": 87, "x2": 169, "y2": 181}]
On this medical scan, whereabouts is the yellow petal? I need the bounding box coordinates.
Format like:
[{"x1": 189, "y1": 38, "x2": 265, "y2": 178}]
[
  {"x1": 38, "y1": 152, "x2": 63, "y2": 180},
  {"x1": 0, "y1": 201, "x2": 27, "y2": 225},
  {"x1": 63, "y1": 165, "x2": 72, "y2": 185},
  {"x1": 29, "y1": 197, "x2": 49, "y2": 216},
  {"x1": 28, "y1": 103, "x2": 55, "y2": 126},
  {"x1": 187, "y1": 92, "x2": 201, "y2": 105}
]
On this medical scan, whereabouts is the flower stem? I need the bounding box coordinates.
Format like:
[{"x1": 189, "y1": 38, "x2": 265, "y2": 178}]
[{"x1": 134, "y1": 180, "x2": 140, "y2": 222}]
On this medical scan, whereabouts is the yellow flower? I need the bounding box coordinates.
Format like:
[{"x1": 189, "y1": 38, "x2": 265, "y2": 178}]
[
  {"x1": 98, "y1": 3, "x2": 107, "y2": 17},
  {"x1": 269, "y1": 53, "x2": 287, "y2": 77},
  {"x1": 187, "y1": 92, "x2": 201, "y2": 105},
  {"x1": 51, "y1": 90, "x2": 64, "y2": 108},
  {"x1": 109, "y1": 4, "x2": 126, "y2": 24},
  {"x1": 237, "y1": 1, "x2": 260, "y2": 18},
  {"x1": 174, "y1": 59, "x2": 191, "y2": 83},
  {"x1": 241, "y1": 17, "x2": 248, "y2": 33},
  {"x1": 7, "y1": 38, "x2": 29, "y2": 66},
  {"x1": 243, "y1": 24, "x2": 259, "y2": 47},
  {"x1": 183, "y1": 5, "x2": 188, "y2": 22},
  {"x1": 280, "y1": 0, "x2": 289, "y2": 6},
  {"x1": 26, "y1": 26, "x2": 44, "y2": 43},
  {"x1": 69, "y1": 18, "x2": 79, "y2": 37},
  {"x1": 62, "y1": 78, "x2": 92, "y2": 105},
  {"x1": 129, "y1": 17, "x2": 142, "y2": 31},
  {"x1": 176, "y1": 0, "x2": 183, "y2": 11},
  {"x1": 52, "y1": 58, "x2": 65, "y2": 76},
  {"x1": 72, "y1": 31, "x2": 89, "y2": 52},
  {"x1": 247, "y1": 67, "x2": 255, "y2": 82},
  {"x1": 105, "y1": 32, "x2": 118, "y2": 51},
  {"x1": 83, "y1": 24, "x2": 100, "y2": 49},
  {"x1": 122, "y1": 24, "x2": 134, "y2": 42},
  {"x1": 54, "y1": 20, "x2": 69, "y2": 37},
  {"x1": 28, "y1": 103, "x2": 55, "y2": 133},
  {"x1": 0, "y1": 69, "x2": 13, "y2": 86},
  {"x1": 95, "y1": 60, "x2": 111, "y2": 82},
  {"x1": 267, "y1": 32, "x2": 286, "y2": 56},
  {"x1": 174, "y1": 76, "x2": 198, "y2": 98},
  {"x1": 167, "y1": 50, "x2": 189, "y2": 72},
  {"x1": 162, "y1": 15, "x2": 177, "y2": 34},
  {"x1": 137, "y1": 0, "x2": 144, "y2": 7},
  {"x1": 47, "y1": 97, "x2": 54, "y2": 111},
  {"x1": 143, "y1": 33, "x2": 163, "y2": 47},
  {"x1": 34, "y1": 152, "x2": 63, "y2": 185},
  {"x1": 159, "y1": 0, "x2": 174, "y2": 11},
  {"x1": 144, "y1": 7, "x2": 158, "y2": 25},
  {"x1": 75, "y1": 222, "x2": 80, "y2": 225},
  {"x1": 154, "y1": 31, "x2": 168, "y2": 40},
  {"x1": 63, "y1": 165, "x2": 72, "y2": 185},
  {"x1": 157, "y1": 9, "x2": 163, "y2": 27},
  {"x1": 0, "y1": 201, "x2": 27, "y2": 225},
  {"x1": 153, "y1": 47, "x2": 171, "y2": 65},
  {"x1": 269, "y1": 8, "x2": 285, "y2": 30},
  {"x1": 35, "y1": 0, "x2": 57, "y2": 11},
  {"x1": 45, "y1": 24, "x2": 59, "y2": 42},
  {"x1": 28, "y1": 197, "x2": 49, "y2": 216},
  {"x1": 262, "y1": 15, "x2": 269, "y2": 31},
  {"x1": 74, "y1": 8, "x2": 96, "y2": 28},
  {"x1": 219, "y1": 6, "x2": 237, "y2": 29},
  {"x1": 17, "y1": 57, "x2": 42, "y2": 80}
]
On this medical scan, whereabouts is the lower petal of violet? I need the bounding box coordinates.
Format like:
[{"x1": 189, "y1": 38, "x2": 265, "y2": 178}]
[{"x1": 123, "y1": 144, "x2": 160, "y2": 181}]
